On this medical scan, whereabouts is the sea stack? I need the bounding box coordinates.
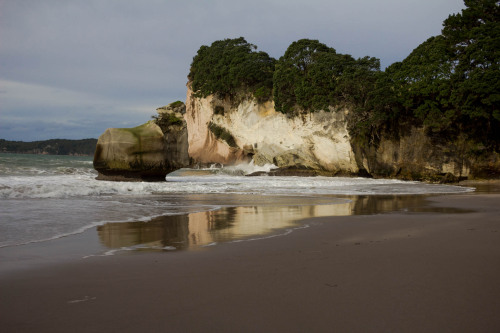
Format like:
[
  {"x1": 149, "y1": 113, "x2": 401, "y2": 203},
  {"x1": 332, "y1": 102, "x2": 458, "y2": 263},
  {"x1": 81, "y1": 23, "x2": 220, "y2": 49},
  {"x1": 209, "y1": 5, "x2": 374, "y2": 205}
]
[{"x1": 93, "y1": 102, "x2": 190, "y2": 181}]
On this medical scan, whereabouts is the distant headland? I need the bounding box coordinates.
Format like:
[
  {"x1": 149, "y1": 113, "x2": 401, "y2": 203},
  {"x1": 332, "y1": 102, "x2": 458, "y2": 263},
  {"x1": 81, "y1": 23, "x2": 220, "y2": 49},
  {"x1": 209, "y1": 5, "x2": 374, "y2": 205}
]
[{"x1": 0, "y1": 138, "x2": 97, "y2": 156}]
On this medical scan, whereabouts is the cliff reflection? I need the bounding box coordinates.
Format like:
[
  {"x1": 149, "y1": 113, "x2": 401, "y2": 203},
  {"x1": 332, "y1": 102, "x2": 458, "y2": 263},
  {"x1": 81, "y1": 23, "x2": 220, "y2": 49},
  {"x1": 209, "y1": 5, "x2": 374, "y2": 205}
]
[
  {"x1": 97, "y1": 194, "x2": 466, "y2": 251},
  {"x1": 97, "y1": 199, "x2": 354, "y2": 251}
]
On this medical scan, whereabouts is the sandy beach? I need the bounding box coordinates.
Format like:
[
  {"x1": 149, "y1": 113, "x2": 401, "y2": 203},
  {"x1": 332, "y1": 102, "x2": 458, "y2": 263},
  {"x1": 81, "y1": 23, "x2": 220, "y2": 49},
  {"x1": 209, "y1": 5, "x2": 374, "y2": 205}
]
[{"x1": 1, "y1": 190, "x2": 500, "y2": 332}]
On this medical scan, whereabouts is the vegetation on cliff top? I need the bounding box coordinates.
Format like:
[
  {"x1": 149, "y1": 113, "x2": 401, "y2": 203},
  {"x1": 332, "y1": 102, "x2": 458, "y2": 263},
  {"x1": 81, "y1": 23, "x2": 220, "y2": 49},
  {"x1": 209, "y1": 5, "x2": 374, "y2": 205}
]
[
  {"x1": 273, "y1": 39, "x2": 380, "y2": 115},
  {"x1": 188, "y1": 0, "x2": 499, "y2": 152},
  {"x1": 188, "y1": 37, "x2": 275, "y2": 101},
  {"x1": 152, "y1": 101, "x2": 186, "y2": 132},
  {"x1": 356, "y1": 0, "x2": 500, "y2": 151}
]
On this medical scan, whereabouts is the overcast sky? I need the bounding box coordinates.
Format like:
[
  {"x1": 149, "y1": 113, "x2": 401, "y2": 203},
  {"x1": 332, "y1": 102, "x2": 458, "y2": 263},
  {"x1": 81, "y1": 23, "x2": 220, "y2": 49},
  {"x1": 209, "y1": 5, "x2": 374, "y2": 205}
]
[{"x1": 0, "y1": 0, "x2": 466, "y2": 141}]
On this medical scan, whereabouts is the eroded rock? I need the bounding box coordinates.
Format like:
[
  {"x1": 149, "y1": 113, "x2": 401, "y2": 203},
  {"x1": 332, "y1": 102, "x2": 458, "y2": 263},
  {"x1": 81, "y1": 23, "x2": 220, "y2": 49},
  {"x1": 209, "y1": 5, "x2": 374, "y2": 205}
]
[
  {"x1": 94, "y1": 102, "x2": 190, "y2": 181},
  {"x1": 185, "y1": 83, "x2": 358, "y2": 173}
]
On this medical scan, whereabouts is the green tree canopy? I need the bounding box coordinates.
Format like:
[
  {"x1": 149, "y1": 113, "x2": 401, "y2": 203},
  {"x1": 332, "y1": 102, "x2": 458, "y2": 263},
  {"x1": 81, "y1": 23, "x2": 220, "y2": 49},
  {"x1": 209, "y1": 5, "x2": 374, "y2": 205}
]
[
  {"x1": 273, "y1": 39, "x2": 380, "y2": 114},
  {"x1": 388, "y1": 35, "x2": 456, "y2": 131},
  {"x1": 273, "y1": 39, "x2": 338, "y2": 113},
  {"x1": 187, "y1": 0, "x2": 499, "y2": 152},
  {"x1": 363, "y1": 0, "x2": 499, "y2": 147},
  {"x1": 443, "y1": 0, "x2": 500, "y2": 144},
  {"x1": 188, "y1": 37, "x2": 275, "y2": 100}
]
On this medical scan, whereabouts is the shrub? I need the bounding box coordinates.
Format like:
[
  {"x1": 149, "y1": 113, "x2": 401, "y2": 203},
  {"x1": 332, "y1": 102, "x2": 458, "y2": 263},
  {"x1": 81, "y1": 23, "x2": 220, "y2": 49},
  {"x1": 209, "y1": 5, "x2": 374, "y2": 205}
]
[
  {"x1": 208, "y1": 122, "x2": 237, "y2": 147},
  {"x1": 169, "y1": 100, "x2": 184, "y2": 108},
  {"x1": 152, "y1": 113, "x2": 183, "y2": 130}
]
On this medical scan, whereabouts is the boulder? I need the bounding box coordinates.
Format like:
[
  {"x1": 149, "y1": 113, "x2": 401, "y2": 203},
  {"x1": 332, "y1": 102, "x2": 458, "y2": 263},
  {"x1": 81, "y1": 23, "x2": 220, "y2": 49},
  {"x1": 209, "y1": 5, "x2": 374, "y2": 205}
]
[
  {"x1": 93, "y1": 121, "x2": 172, "y2": 181},
  {"x1": 94, "y1": 101, "x2": 191, "y2": 181}
]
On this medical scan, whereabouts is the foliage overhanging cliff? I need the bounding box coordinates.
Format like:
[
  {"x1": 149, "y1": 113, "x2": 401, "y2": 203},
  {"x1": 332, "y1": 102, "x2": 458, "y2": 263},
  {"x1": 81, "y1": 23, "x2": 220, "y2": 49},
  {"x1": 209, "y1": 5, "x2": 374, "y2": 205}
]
[
  {"x1": 188, "y1": 37, "x2": 275, "y2": 102},
  {"x1": 188, "y1": 0, "x2": 499, "y2": 157}
]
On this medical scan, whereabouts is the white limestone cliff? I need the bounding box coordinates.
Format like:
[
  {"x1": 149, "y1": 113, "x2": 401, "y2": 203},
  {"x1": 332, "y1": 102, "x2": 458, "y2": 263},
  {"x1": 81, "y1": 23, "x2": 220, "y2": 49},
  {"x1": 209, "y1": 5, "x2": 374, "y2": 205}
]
[
  {"x1": 93, "y1": 85, "x2": 496, "y2": 181},
  {"x1": 185, "y1": 84, "x2": 359, "y2": 174}
]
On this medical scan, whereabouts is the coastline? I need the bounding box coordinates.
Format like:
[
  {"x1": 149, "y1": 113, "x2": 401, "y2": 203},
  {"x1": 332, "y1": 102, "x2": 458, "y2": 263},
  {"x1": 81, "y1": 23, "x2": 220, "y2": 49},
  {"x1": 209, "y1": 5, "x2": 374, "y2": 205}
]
[{"x1": 1, "y1": 190, "x2": 500, "y2": 332}]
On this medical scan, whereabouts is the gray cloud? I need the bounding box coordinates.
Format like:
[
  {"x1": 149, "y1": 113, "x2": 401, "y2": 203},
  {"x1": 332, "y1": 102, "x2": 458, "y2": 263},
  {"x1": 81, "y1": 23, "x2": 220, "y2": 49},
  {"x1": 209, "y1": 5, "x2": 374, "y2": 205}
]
[{"x1": 0, "y1": 0, "x2": 465, "y2": 140}]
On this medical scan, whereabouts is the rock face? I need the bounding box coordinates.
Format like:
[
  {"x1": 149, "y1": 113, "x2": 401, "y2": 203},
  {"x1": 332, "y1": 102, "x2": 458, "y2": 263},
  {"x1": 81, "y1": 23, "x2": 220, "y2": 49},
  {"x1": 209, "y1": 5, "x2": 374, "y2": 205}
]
[
  {"x1": 94, "y1": 87, "x2": 498, "y2": 182},
  {"x1": 185, "y1": 84, "x2": 358, "y2": 173},
  {"x1": 94, "y1": 102, "x2": 190, "y2": 181},
  {"x1": 353, "y1": 129, "x2": 470, "y2": 180},
  {"x1": 185, "y1": 84, "x2": 499, "y2": 180},
  {"x1": 155, "y1": 102, "x2": 191, "y2": 171},
  {"x1": 354, "y1": 129, "x2": 500, "y2": 180},
  {"x1": 185, "y1": 87, "x2": 248, "y2": 165}
]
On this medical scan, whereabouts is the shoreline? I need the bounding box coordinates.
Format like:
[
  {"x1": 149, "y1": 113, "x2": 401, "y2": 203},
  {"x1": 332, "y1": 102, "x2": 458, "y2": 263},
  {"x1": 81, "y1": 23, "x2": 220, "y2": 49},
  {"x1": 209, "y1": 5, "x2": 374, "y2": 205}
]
[
  {"x1": 1, "y1": 191, "x2": 500, "y2": 332},
  {"x1": 0, "y1": 190, "x2": 476, "y2": 276}
]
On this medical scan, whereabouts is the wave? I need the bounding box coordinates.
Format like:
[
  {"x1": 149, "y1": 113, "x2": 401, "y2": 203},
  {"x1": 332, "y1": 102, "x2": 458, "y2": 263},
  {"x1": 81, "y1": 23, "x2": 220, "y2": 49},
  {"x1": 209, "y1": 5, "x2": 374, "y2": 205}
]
[
  {"x1": 0, "y1": 154, "x2": 95, "y2": 177},
  {"x1": 0, "y1": 197, "x2": 223, "y2": 249},
  {"x1": 214, "y1": 161, "x2": 278, "y2": 175},
  {"x1": 0, "y1": 164, "x2": 96, "y2": 177},
  {"x1": 0, "y1": 172, "x2": 474, "y2": 200}
]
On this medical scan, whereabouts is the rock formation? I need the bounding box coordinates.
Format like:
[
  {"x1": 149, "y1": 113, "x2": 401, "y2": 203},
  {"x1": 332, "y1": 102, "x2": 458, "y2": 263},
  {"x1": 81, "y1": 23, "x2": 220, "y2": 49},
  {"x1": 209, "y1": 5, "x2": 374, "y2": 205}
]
[
  {"x1": 94, "y1": 87, "x2": 498, "y2": 182},
  {"x1": 185, "y1": 86, "x2": 248, "y2": 166},
  {"x1": 93, "y1": 102, "x2": 190, "y2": 181},
  {"x1": 155, "y1": 102, "x2": 191, "y2": 171},
  {"x1": 185, "y1": 84, "x2": 358, "y2": 174},
  {"x1": 185, "y1": 84, "x2": 499, "y2": 181}
]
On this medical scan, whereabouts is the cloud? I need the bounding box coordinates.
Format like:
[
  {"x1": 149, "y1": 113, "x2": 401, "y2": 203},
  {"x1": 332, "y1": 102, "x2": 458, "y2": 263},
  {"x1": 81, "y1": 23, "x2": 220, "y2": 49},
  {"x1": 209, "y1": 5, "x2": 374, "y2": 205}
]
[
  {"x1": 0, "y1": 79, "x2": 157, "y2": 140},
  {"x1": 0, "y1": 0, "x2": 466, "y2": 140}
]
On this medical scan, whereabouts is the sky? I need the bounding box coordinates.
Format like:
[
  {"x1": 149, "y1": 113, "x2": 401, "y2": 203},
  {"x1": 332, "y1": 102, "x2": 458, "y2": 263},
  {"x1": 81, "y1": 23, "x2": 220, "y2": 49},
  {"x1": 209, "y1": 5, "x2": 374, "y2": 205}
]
[{"x1": 0, "y1": 0, "x2": 466, "y2": 141}]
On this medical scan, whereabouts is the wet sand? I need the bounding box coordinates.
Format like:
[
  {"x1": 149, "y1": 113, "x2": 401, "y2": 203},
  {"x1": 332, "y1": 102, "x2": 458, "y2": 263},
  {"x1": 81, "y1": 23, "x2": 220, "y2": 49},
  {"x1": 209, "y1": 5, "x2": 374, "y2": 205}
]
[{"x1": 1, "y1": 192, "x2": 500, "y2": 332}]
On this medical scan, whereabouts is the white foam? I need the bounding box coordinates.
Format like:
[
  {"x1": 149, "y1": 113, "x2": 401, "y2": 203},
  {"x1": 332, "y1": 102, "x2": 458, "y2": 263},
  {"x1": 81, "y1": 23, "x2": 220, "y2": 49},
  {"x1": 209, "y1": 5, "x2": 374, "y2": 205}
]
[
  {"x1": 83, "y1": 244, "x2": 178, "y2": 258},
  {"x1": 1, "y1": 159, "x2": 474, "y2": 200},
  {"x1": 230, "y1": 224, "x2": 310, "y2": 243},
  {"x1": 67, "y1": 296, "x2": 97, "y2": 304},
  {"x1": 83, "y1": 224, "x2": 312, "y2": 257},
  {"x1": 165, "y1": 173, "x2": 474, "y2": 196},
  {"x1": 0, "y1": 173, "x2": 474, "y2": 201},
  {"x1": 0, "y1": 220, "x2": 105, "y2": 249},
  {"x1": 0, "y1": 157, "x2": 475, "y2": 249},
  {"x1": 201, "y1": 242, "x2": 218, "y2": 247},
  {"x1": 216, "y1": 161, "x2": 278, "y2": 175}
]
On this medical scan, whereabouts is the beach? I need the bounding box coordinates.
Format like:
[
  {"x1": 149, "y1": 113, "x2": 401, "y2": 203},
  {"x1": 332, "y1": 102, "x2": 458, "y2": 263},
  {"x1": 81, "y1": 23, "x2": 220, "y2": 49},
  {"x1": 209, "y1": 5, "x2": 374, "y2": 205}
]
[{"x1": 1, "y1": 189, "x2": 499, "y2": 332}]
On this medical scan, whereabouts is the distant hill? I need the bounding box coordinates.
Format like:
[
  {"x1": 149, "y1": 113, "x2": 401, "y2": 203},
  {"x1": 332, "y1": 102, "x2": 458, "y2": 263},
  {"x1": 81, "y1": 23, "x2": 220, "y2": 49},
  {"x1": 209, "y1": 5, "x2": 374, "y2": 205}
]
[{"x1": 0, "y1": 138, "x2": 98, "y2": 156}]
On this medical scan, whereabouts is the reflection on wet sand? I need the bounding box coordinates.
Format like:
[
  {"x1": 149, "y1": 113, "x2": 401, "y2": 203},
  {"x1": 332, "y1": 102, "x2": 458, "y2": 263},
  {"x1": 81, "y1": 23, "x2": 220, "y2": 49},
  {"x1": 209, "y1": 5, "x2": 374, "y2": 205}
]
[
  {"x1": 97, "y1": 203, "x2": 352, "y2": 251},
  {"x1": 97, "y1": 194, "x2": 473, "y2": 252},
  {"x1": 350, "y1": 194, "x2": 474, "y2": 215}
]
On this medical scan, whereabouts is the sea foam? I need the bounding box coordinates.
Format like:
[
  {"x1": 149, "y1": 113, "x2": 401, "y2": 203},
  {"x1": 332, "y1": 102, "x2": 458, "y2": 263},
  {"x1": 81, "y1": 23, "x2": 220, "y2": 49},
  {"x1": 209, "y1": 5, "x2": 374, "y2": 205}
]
[
  {"x1": 0, "y1": 168, "x2": 474, "y2": 200},
  {"x1": 0, "y1": 155, "x2": 475, "y2": 249}
]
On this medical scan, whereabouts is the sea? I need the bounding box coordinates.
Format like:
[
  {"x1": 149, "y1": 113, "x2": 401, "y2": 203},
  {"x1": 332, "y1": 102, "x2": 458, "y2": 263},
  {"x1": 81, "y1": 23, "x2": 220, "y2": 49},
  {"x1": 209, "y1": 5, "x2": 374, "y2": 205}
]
[{"x1": 0, "y1": 153, "x2": 474, "y2": 257}]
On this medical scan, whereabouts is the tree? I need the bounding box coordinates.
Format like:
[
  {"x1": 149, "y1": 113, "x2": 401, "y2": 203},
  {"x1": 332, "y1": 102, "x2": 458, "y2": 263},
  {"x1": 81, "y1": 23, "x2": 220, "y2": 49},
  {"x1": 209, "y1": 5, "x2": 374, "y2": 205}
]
[
  {"x1": 336, "y1": 55, "x2": 380, "y2": 108},
  {"x1": 273, "y1": 39, "x2": 338, "y2": 114},
  {"x1": 357, "y1": 0, "x2": 500, "y2": 149},
  {"x1": 443, "y1": 0, "x2": 500, "y2": 146},
  {"x1": 390, "y1": 36, "x2": 455, "y2": 132},
  {"x1": 188, "y1": 37, "x2": 275, "y2": 100},
  {"x1": 186, "y1": 1, "x2": 499, "y2": 152},
  {"x1": 274, "y1": 38, "x2": 382, "y2": 134}
]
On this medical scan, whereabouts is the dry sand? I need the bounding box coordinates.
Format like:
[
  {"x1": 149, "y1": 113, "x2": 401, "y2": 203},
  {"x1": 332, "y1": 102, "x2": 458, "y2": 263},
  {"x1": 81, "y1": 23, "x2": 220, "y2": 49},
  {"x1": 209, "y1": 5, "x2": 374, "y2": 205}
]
[{"x1": 1, "y1": 192, "x2": 500, "y2": 332}]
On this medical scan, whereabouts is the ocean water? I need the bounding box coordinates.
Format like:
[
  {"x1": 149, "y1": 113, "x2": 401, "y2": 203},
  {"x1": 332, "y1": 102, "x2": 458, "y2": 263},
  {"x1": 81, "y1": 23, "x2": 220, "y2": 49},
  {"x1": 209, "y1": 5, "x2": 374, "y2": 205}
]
[{"x1": 0, "y1": 153, "x2": 474, "y2": 250}]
